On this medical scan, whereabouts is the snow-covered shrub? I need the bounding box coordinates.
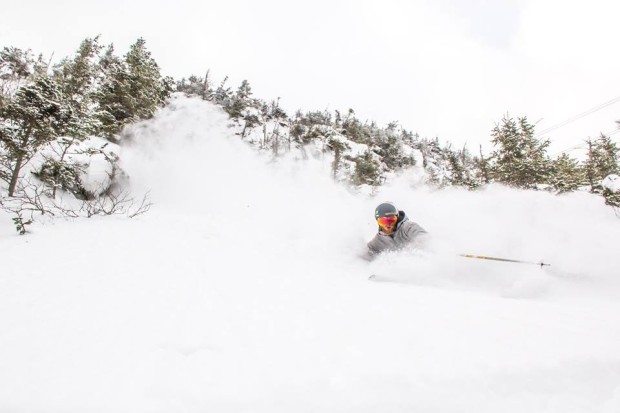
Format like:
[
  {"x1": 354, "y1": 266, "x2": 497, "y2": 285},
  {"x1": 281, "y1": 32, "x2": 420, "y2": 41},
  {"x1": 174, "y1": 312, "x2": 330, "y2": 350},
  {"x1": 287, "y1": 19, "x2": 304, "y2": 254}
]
[
  {"x1": 602, "y1": 174, "x2": 620, "y2": 209},
  {"x1": 31, "y1": 136, "x2": 120, "y2": 199}
]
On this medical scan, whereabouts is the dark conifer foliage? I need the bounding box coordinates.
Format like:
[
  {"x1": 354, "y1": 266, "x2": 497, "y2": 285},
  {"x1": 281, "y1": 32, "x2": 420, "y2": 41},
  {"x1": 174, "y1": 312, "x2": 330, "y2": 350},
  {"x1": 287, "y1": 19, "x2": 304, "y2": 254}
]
[
  {"x1": 0, "y1": 47, "x2": 48, "y2": 108},
  {"x1": 97, "y1": 38, "x2": 172, "y2": 138},
  {"x1": 2, "y1": 36, "x2": 620, "y2": 224},
  {"x1": 176, "y1": 73, "x2": 213, "y2": 100},
  {"x1": 0, "y1": 75, "x2": 72, "y2": 196},
  {"x1": 52, "y1": 37, "x2": 104, "y2": 138},
  {"x1": 549, "y1": 153, "x2": 585, "y2": 193},
  {"x1": 584, "y1": 134, "x2": 619, "y2": 192},
  {"x1": 489, "y1": 115, "x2": 552, "y2": 189},
  {"x1": 0, "y1": 37, "x2": 172, "y2": 233}
]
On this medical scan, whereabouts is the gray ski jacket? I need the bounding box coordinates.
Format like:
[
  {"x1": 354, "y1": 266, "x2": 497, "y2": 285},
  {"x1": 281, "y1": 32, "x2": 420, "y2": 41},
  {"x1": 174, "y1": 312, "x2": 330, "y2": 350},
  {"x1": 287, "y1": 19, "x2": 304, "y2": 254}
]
[{"x1": 367, "y1": 211, "x2": 428, "y2": 256}]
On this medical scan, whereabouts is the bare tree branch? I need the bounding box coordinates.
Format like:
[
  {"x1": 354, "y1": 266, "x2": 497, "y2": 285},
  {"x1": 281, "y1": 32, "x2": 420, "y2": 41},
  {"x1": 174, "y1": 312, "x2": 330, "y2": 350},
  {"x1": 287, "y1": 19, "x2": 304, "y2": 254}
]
[{"x1": 80, "y1": 187, "x2": 152, "y2": 218}]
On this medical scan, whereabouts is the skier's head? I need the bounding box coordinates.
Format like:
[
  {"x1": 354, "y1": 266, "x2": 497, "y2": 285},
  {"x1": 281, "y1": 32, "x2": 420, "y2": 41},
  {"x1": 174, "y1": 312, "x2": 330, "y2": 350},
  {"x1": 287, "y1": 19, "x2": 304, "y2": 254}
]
[{"x1": 375, "y1": 202, "x2": 399, "y2": 234}]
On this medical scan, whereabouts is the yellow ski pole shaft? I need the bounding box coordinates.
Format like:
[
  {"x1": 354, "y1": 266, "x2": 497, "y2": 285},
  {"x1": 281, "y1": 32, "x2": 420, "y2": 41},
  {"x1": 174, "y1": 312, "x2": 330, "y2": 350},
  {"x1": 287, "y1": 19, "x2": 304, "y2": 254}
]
[{"x1": 459, "y1": 254, "x2": 550, "y2": 267}]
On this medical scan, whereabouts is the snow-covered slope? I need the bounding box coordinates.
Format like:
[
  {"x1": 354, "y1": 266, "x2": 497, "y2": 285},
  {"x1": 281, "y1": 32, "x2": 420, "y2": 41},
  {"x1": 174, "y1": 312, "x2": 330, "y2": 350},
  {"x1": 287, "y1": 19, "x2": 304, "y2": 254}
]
[{"x1": 1, "y1": 96, "x2": 619, "y2": 412}]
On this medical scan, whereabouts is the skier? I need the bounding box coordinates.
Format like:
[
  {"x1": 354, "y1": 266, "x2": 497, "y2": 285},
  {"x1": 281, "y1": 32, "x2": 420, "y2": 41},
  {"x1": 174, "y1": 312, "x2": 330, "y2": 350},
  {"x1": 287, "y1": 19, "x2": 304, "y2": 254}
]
[{"x1": 367, "y1": 202, "x2": 428, "y2": 258}]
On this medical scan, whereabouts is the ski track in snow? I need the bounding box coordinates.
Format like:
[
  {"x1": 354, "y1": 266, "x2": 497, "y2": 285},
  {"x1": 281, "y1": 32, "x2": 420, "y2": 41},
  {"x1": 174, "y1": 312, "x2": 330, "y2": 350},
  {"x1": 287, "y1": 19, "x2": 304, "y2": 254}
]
[{"x1": 1, "y1": 96, "x2": 620, "y2": 413}]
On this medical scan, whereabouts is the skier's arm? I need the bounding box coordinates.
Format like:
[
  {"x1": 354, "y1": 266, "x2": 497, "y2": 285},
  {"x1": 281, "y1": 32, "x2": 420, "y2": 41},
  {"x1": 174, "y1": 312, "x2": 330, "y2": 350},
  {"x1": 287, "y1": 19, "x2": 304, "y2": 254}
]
[
  {"x1": 402, "y1": 221, "x2": 429, "y2": 248},
  {"x1": 367, "y1": 233, "x2": 387, "y2": 256}
]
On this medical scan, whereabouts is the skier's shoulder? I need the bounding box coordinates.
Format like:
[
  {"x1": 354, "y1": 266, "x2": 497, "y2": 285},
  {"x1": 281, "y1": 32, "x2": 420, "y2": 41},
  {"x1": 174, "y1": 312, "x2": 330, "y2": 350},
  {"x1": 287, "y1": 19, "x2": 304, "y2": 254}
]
[{"x1": 397, "y1": 212, "x2": 427, "y2": 236}]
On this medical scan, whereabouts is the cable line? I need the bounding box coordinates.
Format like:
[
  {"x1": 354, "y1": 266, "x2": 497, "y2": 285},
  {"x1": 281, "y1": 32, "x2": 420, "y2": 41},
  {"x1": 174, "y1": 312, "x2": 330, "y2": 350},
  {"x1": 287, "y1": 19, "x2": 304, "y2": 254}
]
[
  {"x1": 535, "y1": 95, "x2": 620, "y2": 137},
  {"x1": 551, "y1": 127, "x2": 620, "y2": 156}
]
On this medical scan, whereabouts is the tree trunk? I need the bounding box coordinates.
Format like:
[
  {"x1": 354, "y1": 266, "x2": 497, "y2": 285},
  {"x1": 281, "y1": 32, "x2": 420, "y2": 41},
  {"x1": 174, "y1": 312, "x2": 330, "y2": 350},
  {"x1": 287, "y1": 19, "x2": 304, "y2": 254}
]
[
  {"x1": 273, "y1": 128, "x2": 279, "y2": 156},
  {"x1": 8, "y1": 151, "x2": 24, "y2": 197},
  {"x1": 332, "y1": 146, "x2": 341, "y2": 179}
]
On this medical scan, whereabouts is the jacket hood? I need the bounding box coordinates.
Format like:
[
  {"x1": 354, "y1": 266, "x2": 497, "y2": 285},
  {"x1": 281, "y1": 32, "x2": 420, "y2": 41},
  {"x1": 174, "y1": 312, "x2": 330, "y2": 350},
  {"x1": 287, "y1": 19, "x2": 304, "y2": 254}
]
[{"x1": 395, "y1": 210, "x2": 408, "y2": 229}]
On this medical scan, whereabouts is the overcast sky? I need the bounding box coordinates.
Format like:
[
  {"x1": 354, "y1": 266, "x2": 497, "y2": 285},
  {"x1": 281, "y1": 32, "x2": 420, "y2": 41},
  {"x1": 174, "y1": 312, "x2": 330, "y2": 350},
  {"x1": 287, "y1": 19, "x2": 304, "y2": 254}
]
[{"x1": 2, "y1": 0, "x2": 620, "y2": 155}]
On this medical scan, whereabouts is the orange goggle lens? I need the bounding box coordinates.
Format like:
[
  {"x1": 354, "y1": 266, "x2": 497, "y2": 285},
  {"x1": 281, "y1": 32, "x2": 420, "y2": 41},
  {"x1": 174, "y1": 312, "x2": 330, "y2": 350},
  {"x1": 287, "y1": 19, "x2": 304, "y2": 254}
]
[{"x1": 377, "y1": 216, "x2": 398, "y2": 228}]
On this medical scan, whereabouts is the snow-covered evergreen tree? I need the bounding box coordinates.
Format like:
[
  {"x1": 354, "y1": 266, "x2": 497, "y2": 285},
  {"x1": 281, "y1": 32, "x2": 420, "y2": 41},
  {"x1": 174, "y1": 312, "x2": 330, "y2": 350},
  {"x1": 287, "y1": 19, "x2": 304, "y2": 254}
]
[
  {"x1": 601, "y1": 174, "x2": 620, "y2": 208},
  {"x1": 225, "y1": 79, "x2": 253, "y2": 119},
  {"x1": 176, "y1": 72, "x2": 213, "y2": 100},
  {"x1": 584, "y1": 134, "x2": 619, "y2": 193},
  {"x1": 96, "y1": 39, "x2": 171, "y2": 138},
  {"x1": 351, "y1": 150, "x2": 382, "y2": 186},
  {"x1": 213, "y1": 76, "x2": 233, "y2": 107},
  {"x1": 0, "y1": 47, "x2": 48, "y2": 108},
  {"x1": 549, "y1": 153, "x2": 585, "y2": 193},
  {"x1": 340, "y1": 109, "x2": 372, "y2": 145},
  {"x1": 124, "y1": 38, "x2": 171, "y2": 119},
  {"x1": 374, "y1": 122, "x2": 414, "y2": 171},
  {"x1": 53, "y1": 37, "x2": 104, "y2": 138},
  {"x1": 95, "y1": 45, "x2": 131, "y2": 137},
  {"x1": 418, "y1": 137, "x2": 450, "y2": 187},
  {"x1": 0, "y1": 75, "x2": 72, "y2": 196},
  {"x1": 445, "y1": 145, "x2": 479, "y2": 189},
  {"x1": 489, "y1": 115, "x2": 551, "y2": 189}
]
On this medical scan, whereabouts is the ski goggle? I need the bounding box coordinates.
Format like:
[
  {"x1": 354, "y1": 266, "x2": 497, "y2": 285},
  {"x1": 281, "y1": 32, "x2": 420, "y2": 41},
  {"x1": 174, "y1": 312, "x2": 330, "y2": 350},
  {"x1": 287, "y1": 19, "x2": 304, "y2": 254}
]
[{"x1": 377, "y1": 215, "x2": 398, "y2": 228}]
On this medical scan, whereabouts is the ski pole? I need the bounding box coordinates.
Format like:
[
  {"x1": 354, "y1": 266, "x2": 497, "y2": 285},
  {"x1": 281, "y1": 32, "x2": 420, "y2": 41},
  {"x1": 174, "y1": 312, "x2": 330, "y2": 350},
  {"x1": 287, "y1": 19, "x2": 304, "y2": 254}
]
[{"x1": 459, "y1": 254, "x2": 550, "y2": 268}]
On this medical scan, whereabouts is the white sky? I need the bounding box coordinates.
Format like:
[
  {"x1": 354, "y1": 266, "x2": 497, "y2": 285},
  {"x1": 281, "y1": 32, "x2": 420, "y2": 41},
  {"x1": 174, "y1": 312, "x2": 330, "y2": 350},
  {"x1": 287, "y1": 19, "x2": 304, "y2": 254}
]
[{"x1": 2, "y1": 0, "x2": 620, "y2": 155}]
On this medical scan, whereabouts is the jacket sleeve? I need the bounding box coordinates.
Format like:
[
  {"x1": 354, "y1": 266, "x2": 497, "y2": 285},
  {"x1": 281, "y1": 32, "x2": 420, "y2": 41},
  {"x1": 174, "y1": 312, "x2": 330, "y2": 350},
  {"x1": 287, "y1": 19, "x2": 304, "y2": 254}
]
[
  {"x1": 401, "y1": 221, "x2": 429, "y2": 248},
  {"x1": 367, "y1": 232, "x2": 392, "y2": 255}
]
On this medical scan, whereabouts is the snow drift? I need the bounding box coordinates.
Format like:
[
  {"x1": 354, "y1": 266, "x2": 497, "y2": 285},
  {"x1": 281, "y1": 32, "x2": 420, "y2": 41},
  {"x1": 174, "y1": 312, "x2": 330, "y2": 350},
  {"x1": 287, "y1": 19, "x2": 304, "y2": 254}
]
[{"x1": 1, "y1": 95, "x2": 619, "y2": 413}]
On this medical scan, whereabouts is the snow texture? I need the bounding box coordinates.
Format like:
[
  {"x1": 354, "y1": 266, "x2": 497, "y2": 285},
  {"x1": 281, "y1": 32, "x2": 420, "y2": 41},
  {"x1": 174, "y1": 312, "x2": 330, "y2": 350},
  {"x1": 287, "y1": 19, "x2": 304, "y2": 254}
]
[
  {"x1": 602, "y1": 174, "x2": 620, "y2": 192},
  {"x1": 1, "y1": 96, "x2": 619, "y2": 413}
]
